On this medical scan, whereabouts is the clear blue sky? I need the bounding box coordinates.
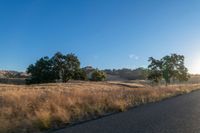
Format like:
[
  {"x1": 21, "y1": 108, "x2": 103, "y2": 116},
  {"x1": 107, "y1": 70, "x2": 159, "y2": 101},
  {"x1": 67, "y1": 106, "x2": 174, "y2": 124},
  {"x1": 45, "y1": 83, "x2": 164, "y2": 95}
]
[{"x1": 0, "y1": 0, "x2": 200, "y2": 73}]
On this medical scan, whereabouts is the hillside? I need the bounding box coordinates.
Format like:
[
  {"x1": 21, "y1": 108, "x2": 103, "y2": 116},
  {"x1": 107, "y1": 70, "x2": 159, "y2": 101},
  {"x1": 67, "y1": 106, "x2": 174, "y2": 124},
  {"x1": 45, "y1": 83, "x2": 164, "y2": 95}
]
[{"x1": 0, "y1": 70, "x2": 28, "y2": 78}]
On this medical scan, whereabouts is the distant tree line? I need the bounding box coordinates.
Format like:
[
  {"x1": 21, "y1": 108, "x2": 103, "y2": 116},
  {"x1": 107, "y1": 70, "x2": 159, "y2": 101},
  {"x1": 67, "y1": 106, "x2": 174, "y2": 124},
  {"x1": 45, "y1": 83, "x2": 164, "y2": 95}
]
[
  {"x1": 104, "y1": 68, "x2": 148, "y2": 80},
  {"x1": 26, "y1": 52, "x2": 106, "y2": 84},
  {"x1": 147, "y1": 53, "x2": 190, "y2": 85}
]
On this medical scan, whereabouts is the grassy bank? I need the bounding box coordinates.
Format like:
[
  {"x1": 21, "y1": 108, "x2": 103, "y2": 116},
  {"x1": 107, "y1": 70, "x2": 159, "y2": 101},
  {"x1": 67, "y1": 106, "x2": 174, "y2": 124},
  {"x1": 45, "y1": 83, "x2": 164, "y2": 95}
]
[{"x1": 0, "y1": 82, "x2": 200, "y2": 133}]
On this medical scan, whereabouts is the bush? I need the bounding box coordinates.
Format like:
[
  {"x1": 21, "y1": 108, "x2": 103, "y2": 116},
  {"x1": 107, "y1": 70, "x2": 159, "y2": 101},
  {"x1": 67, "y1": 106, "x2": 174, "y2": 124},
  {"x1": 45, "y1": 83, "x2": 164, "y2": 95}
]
[
  {"x1": 91, "y1": 70, "x2": 106, "y2": 81},
  {"x1": 73, "y1": 69, "x2": 88, "y2": 80}
]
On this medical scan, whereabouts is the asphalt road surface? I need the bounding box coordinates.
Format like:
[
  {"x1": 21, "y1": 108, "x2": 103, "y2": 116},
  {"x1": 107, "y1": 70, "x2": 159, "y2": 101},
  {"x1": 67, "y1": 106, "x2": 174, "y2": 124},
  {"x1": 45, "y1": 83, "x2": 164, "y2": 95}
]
[{"x1": 54, "y1": 90, "x2": 200, "y2": 133}]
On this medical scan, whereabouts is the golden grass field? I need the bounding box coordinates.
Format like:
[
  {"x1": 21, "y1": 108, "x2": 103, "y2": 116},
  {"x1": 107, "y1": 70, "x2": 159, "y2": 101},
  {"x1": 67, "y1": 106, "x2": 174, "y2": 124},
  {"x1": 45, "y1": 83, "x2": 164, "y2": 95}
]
[{"x1": 1, "y1": 81, "x2": 200, "y2": 133}]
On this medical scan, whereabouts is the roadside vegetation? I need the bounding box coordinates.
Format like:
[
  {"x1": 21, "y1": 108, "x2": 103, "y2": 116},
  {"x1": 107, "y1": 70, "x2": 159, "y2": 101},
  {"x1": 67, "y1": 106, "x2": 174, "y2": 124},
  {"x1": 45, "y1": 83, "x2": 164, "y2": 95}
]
[{"x1": 1, "y1": 82, "x2": 200, "y2": 133}]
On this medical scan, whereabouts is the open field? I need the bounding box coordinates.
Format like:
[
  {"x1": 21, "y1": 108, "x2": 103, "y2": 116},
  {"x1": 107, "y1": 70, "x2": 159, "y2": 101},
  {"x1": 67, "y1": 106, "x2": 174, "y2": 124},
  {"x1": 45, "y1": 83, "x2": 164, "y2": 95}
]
[{"x1": 1, "y1": 81, "x2": 200, "y2": 133}]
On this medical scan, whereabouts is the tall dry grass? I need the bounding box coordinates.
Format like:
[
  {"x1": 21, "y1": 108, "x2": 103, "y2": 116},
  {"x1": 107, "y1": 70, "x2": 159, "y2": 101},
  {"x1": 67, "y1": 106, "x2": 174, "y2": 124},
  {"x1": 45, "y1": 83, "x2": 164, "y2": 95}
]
[{"x1": 0, "y1": 82, "x2": 200, "y2": 133}]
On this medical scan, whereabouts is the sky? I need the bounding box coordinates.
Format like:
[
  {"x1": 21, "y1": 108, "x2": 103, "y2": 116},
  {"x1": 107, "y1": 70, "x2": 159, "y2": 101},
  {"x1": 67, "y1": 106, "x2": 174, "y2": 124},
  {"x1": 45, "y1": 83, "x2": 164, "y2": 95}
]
[{"x1": 0, "y1": 0, "x2": 200, "y2": 74}]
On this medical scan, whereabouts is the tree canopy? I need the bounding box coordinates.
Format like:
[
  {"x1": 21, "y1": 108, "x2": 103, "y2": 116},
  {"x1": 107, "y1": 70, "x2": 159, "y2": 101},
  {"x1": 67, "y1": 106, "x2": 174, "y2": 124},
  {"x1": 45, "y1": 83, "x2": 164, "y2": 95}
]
[
  {"x1": 26, "y1": 57, "x2": 57, "y2": 84},
  {"x1": 26, "y1": 52, "x2": 83, "y2": 84},
  {"x1": 148, "y1": 54, "x2": 190, "y2": 85},
  {"x1": 52, "y1": 52, "x2": 80, "y2": 82}
]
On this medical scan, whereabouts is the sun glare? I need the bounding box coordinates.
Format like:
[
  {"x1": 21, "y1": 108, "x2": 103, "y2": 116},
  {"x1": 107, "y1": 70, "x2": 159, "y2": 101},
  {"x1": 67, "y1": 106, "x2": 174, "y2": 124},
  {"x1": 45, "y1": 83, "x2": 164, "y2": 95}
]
[{"x1": 189, "y1": 60, "x2": 200, "y2": 74}]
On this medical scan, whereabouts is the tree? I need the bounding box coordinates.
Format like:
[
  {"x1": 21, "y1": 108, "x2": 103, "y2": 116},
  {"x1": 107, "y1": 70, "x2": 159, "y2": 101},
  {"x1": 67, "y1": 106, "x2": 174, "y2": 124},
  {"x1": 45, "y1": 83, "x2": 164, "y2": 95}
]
[
  {"x1": 51, "y1": 53, "x2": 81, "y2": 82},
  {"x1": 147, "y1": 54, "x2": 190, "y2": 85},
  {"x1": 62, "y1": 53, "x2": 81, "y2": 82},
  {"x1": 26, "y1": 57, "x2": 57, "y2": 84},
  {"x1": 51, "y1": 52, "x2": 65, "y2": 80},
  {"x1": 148, "y1": 57, "x2": 163, "y2": 84},
  {"x1": 161, "y1": 54, "x2": 190, "y2": 84},
  {"x1": 91, "y1": 70, "x2": 106, "y2": 81},
  {"x1": 27, "y1": 52, "x2": 82, "y2": 84}
]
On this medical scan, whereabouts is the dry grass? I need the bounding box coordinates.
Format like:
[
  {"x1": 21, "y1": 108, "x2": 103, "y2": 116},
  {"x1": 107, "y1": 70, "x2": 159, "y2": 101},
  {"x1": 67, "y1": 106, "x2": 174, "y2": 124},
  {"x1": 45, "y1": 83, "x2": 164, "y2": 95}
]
[{"x1": 0, "y1": 81, "x2": 200, "y2": 133}]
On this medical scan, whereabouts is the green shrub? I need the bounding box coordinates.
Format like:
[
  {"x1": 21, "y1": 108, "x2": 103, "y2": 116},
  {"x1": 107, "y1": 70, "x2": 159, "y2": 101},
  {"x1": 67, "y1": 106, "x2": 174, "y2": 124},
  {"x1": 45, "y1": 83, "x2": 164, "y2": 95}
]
[{"x1": 91, "y1": 70, "x2": 106, "y2": 81}]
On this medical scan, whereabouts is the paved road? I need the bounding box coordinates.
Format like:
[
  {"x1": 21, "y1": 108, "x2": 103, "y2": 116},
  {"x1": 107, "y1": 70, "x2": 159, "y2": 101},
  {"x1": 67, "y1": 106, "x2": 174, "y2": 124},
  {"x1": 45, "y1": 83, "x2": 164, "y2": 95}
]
[{"x1": 54, "y1": 90, "x2": 200, "y2": 133}]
